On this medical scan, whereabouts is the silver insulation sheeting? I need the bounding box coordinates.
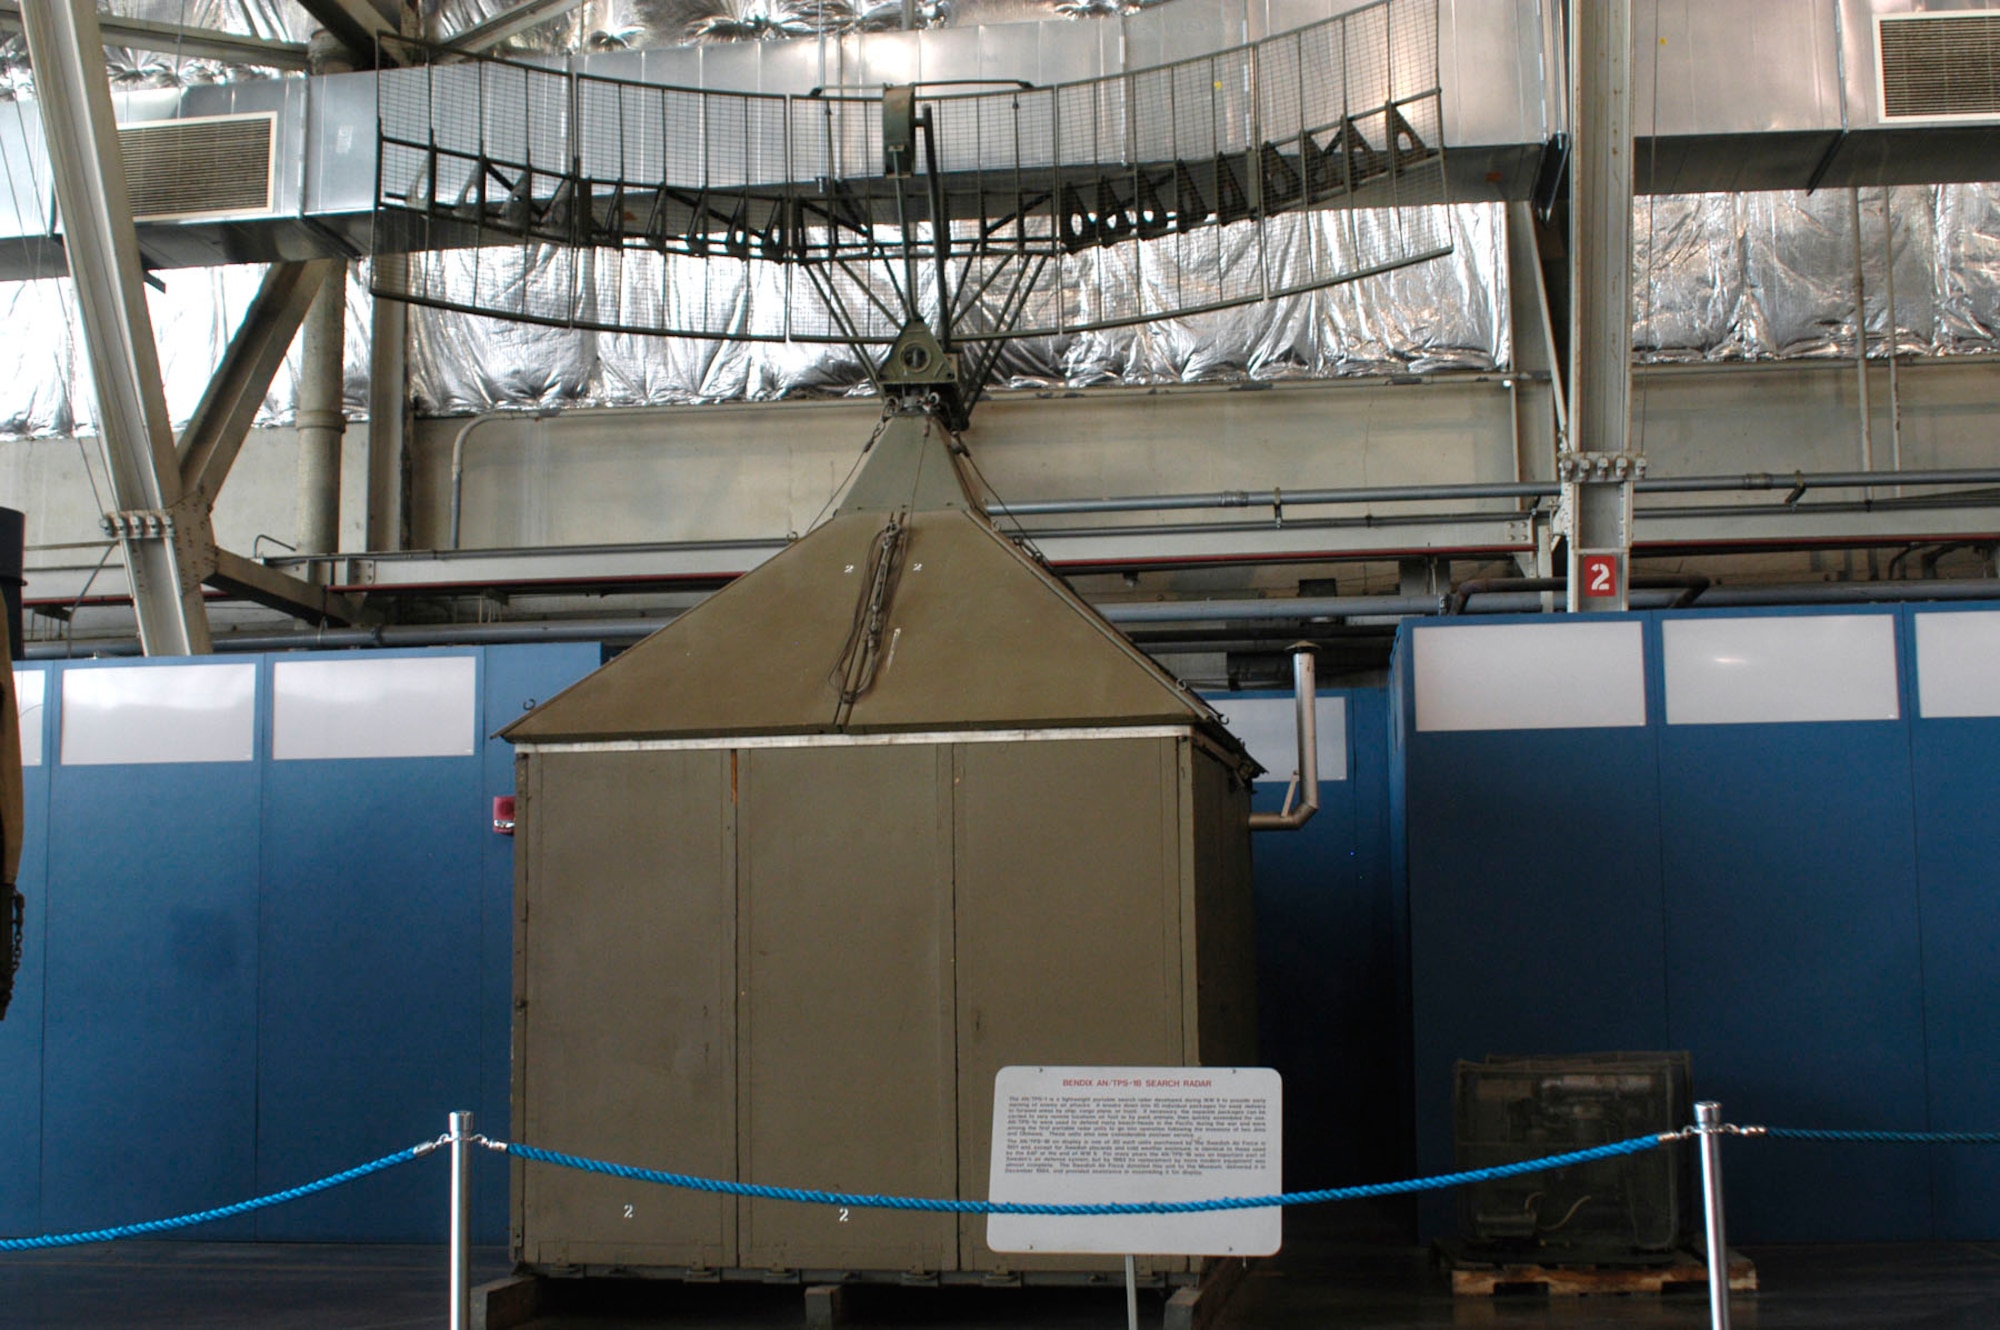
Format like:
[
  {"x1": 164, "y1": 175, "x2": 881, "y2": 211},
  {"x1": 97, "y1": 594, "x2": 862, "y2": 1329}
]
[
  {"x1": 3, "y1": 185, "x2": 2000, "y2": 432},
  {"x1": 430, "y1": 0, "x2": 1143, "y2": 53},
  {"x1": 1631, "y1": 187, "x2": 1980, "y2": 361},
  {"x1": 0, "y1": 263, "x2": 373, "y2": 437}
]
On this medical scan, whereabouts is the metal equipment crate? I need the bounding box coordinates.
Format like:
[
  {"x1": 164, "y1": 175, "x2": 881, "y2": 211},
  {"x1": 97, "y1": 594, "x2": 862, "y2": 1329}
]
[{"x1": 1454, "y1": 1052, "x2": 1694, "y2": 1256}]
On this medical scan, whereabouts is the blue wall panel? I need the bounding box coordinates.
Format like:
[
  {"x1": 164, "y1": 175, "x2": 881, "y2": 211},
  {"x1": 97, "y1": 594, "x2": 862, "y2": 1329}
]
[
  {"x1": 1404, "y1": 722, "x2": 1670, "y2": 1234},
  {"x1": 0, "y1": 645, "x2": 603, "y2": 1246},
  {"x1": 41, "y1": 666, "x2": 263, "y2": 1237},
  {"x1": 254, "y1": 651, "x2": 487, "y2": 1241},
  {"x1": 1397, "y1": 607, "x2": 2000, "y2": 1242},
  {"x1": 0, "y1": 665, "x2": 51, "y2": 1236},
  {"x1": 1656, "y1": 714, "x2": 1930, "y2": 1240},
  {"x1": 1903, "y1": 606, "x2": 2000, "y2": 1238},
  {"x1": 1249, "y1": 689, "x2": 1405, "y2": 1197}
]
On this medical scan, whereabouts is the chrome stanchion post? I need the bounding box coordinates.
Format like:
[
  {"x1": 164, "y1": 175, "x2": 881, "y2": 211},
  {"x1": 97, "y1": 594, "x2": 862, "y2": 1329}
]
[
  {"x1": 1695, "y1": 1101, "x2": 1732, "y2": 1330},
  {"x1": 449, "y1": 1110, "x2": 473, "y2": 1330},
  {"x1": 1123, "y1": 1254, "x2": 1138, "y2": 1330}
]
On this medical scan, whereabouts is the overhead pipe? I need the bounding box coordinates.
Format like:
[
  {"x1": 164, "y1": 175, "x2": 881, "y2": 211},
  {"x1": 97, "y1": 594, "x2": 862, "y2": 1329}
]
[
  {"x1": 447, "y1": 414, "x2": 503, "y2": 552},
  {"x1": 32, "y1": 576, "x2": 2000, "y2": 660},
  {"x1": 1248, "y1": 645, "x2": 1318, "y2": 832},
  {"x1": 24, "y1": 617, "x2": 664, "y2": 659},
  {"x1": 449, "y1": 409, "x2": 558, "y2": 551},
  {"x1": 1447, "y1": 574, "x2": 1709, "y2": 615},
  {"x1": 990, "y1": 467, "x2": 2000, "y2": 519}
]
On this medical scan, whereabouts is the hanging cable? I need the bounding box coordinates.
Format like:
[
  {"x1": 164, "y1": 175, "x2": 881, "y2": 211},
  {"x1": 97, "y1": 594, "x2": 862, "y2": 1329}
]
[{"x1": 828, "y1": 516, "x2": 907, "y2": 716}]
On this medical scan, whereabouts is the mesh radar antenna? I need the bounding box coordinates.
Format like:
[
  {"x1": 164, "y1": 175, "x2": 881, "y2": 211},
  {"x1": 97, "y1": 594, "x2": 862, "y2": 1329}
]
[{"x1": 371, "y1": 0, "x2": 1449, "y2": 430}]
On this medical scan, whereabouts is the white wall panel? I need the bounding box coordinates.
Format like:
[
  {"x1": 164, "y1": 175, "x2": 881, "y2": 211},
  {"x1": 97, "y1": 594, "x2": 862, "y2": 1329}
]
[
  {"x1": 1210, "y1": 694, "x2": 1348, "y2": 782},
  {"x1": 272, "y1": 656, "x2": 478, "y2": 760},
  {"x1": 61, "y1": 663, "x2": 257, "y2": 765},
  {"x1": 12, "y1": 669, "x2": 42, "y2": 767},
  {"x1": 1663, "y1": 615, "x2": 1900, "y2": 725},
  {"x1": 1915, "y1": 611, "x2": 2000, "y2": 718},
  {"x1": 1414, "y1": 622, "x2": 1647, "y2": 731}
]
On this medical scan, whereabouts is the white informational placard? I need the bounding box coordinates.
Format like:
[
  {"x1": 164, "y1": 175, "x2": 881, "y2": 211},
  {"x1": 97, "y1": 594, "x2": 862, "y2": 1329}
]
[{"x1": 985, "y1": 1066, "x2": 1282, "y2": 1257}]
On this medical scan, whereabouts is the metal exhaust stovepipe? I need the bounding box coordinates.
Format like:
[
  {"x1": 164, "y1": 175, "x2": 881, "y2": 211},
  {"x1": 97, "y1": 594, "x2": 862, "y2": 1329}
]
[{"x1": 1249, "y1": 644, "x2": 1318, "y2": 832}]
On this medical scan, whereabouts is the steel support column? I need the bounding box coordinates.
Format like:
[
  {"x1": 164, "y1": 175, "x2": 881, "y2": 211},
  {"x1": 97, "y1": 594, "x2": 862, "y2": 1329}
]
[
  {"x1": 20, "y1": 0, "x2": 211, "y2": 654},
  {"x1": 448, "y1": 0, "x2": 587, "y2": 52},
  {"x1": 1561, "y1": 0, "x2": 1641, "y2": 612},
  {"x1": 367, "y1": 256, "x2": 410, "y2": 553},
  {"x1": 294, "y1": 261, "x2": 347, "y2": 561}
]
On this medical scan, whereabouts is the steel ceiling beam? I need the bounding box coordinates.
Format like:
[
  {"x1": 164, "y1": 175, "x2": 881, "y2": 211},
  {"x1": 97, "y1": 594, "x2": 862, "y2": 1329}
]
[
  {"x1": 208, "y1": 548, "x2": 363, "y2": 624},
  {"x1": 448, "y1": 0, "x2": 586, "y2": 52},
  {"x1": 19, "y1": 0, "x2": 212, "y2": 654},
  {"x1": 293, "y1": 0, "x2": 395, "y2": 62},
  {"x1": 0, "y1": 2, "x2": 309, "y2": 67},
  {"x1": 180, "y1": 260, "x2": 336, "y2": 507},
  {"x1": 174, "y1": 258, "x2": 366, "y2": 627}
]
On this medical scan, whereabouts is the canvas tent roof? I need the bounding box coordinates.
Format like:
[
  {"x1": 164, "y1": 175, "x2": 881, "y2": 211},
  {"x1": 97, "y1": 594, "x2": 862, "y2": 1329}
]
[{"x1": 502, "y1": 414, "x2": 1241, "y2": 750}]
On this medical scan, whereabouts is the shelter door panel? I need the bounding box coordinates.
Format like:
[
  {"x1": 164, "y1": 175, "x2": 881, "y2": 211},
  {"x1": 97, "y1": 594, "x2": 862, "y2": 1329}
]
[
  {"x1": 953, "y1": 736, "x2": 1186, "y2": 1274},
  {"x1": 518, "y1": 749, "x2": 735, "y2": 1268},
  {"x1": 737, "y1": 744, "x2": 957, "y2": 1272}
]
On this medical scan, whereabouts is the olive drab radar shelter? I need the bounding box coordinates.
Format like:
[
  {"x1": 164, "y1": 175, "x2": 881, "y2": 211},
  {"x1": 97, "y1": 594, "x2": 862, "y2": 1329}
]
[
  {"x1": 465, "y1": 0, "x2": 1447, "y2": 1284},
  {"x1": 500, "y1": 410, "x2": 1263, "y2": 1280}
]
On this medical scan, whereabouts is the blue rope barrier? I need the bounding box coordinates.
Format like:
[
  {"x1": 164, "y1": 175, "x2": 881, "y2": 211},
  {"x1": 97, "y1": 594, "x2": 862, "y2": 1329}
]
[
  {"x1": 503, "y1": 1134, "x2": 1667, "y2": 1215},
  {"x1": 0, "y1": 1143, "x2": 434, "y2": 1251},
  {"x1": 5, "y1": 1120, "x2": 1995, "y2": 1254},
  {"x1": 1764, "y1": 1127, "x2": 2000, "y2": 1145}
]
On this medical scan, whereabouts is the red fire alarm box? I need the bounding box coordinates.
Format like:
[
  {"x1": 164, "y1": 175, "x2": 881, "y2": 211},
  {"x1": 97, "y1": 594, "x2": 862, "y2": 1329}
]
[{"x1": 492, "y1": 796, "x2": 516, "y2": 836}]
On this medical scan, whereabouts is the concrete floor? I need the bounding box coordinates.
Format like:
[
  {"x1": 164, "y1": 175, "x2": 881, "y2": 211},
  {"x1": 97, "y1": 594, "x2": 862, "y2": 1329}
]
[{"x1": 4, "y1": 1233, "x2": 2000, "y2": 1329}]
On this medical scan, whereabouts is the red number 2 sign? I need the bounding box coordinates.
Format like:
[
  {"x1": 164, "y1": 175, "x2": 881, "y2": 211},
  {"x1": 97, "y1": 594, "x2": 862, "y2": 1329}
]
[{"x1": 1580, "y1": 554, "x2": 1619, "y2": 598}]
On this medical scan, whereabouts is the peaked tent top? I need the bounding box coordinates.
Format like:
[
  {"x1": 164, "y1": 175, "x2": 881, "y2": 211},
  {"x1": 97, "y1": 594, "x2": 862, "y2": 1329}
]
[{"x1": 502, "y1": 414, "x2": 1242, "y2": 753}]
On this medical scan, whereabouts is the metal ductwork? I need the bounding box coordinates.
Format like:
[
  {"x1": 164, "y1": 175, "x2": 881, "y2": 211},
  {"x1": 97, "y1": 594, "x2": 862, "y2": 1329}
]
[
  {"x1": 1876, "y1": 11, "x2": 2000, "y2": 122},
  {"x1": 118, "y1": 112, "x2": 277, "y2": 222},
  {"x1": 0, "y1": 0, "x2": 1995, "y2": 281}
]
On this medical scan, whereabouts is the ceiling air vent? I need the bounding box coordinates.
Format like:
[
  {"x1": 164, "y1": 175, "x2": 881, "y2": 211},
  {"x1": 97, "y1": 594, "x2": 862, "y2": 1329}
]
[
  {"x1": 118, "y1": 112, "x2": 276, "y2": 222},
  {"x1": 1879, "y1": 12, "x2": 2000, "y2": 121}
]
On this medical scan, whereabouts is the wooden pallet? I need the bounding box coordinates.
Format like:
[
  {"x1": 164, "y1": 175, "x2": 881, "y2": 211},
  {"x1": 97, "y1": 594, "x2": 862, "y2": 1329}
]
[{"x1": 1444, "y1": 1248, "x2": 1757, "y2": 1297}]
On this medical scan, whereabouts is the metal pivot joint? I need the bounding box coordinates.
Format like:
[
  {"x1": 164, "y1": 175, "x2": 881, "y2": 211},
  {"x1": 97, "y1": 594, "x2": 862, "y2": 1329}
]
[{"x1": 878, "y1": 319, "x2": 964, "y2": 427}]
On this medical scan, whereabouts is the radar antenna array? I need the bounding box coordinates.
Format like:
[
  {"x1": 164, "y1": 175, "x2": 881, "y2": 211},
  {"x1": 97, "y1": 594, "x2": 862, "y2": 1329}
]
[{"x1": 372, "y1": 0, "x2": 1448, "y2": 424}]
